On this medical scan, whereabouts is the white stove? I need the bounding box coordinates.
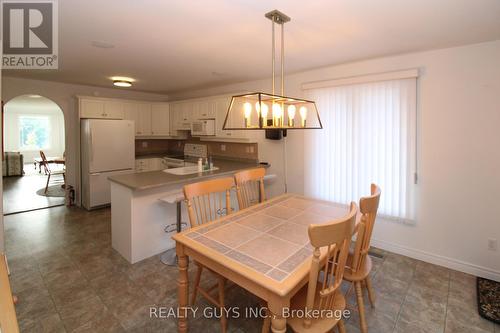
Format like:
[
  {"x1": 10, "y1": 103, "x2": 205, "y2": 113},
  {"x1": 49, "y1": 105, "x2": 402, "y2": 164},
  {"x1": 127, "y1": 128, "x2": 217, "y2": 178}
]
[{"x1": 162, "y1": 143, "x2": 208, "y2": 168}]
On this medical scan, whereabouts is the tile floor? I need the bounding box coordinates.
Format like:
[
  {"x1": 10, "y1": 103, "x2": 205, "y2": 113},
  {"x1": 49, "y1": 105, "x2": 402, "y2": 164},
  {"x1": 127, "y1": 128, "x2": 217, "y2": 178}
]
[{"x1": 4, "y1": 206, "x2": 499, "y2": 333}]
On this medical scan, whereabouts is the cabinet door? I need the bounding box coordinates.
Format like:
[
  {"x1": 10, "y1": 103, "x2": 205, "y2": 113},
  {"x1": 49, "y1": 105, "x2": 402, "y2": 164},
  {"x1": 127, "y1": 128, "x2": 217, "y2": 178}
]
[
  {"x1": 170, "y1": 103, "x2": 181, "y2": 131},
  {"x1": 103, "y1": 100, "x2": 124, "y2": 119},
  {"x1": 123, "y1": 103, "x2": 140, "y2": 135},
  {"x1": 197, "y1": 100, "x2": 214, "y2": 119},
  {"x1": 178, "y1": 103, "x2": 192, "y2": 130},
  {"x1": 215, "y1": 96, "x2": 247, "y2": 139},
  {"x1": 137, "y1": 103, "x2": 152, "y2": 135},
  {"x1": 151, "y1": 103, "x2": 170, "y2": 136},
  {"x1": 80, "y1": 99, "x2": 105, "y2": 118}
]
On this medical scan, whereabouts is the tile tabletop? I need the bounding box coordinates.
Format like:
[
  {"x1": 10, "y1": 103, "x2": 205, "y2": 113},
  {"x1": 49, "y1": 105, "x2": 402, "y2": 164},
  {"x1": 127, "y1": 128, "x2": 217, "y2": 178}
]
[{"x1": 176, "y1": 194, "x2": 350, "y2": 283}]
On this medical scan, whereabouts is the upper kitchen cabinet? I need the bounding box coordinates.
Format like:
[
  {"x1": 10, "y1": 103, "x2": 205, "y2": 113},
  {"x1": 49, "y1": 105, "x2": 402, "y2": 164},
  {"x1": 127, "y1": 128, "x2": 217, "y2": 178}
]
[
  {"x1": 79, "y1": 97, "x2": 124, "y2": 119},
  {"x1": 193, "y1": 100, "x2": 216, "y2": 119},
  {"x1": 213, "y1": 96, "x2": 248, "y2": 140},
  {"x1": 151, "y1": 103, "x2": 170, "y2": 136},
  {"x1": 171, "y1": 102, "x2": 191, "y2": 131},
  {"x1": 123, "y1": 102, "x2": 152, "y2": 136}
]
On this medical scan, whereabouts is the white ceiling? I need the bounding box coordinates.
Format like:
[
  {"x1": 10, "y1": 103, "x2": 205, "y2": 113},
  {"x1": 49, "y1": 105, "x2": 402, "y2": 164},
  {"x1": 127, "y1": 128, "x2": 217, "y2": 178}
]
[
  {"x1": 4, "y1": 0, "x2": 500, "y2": 94},
  {"x1": 4, "y1": 95, "x2": 62, "y2": 113}
]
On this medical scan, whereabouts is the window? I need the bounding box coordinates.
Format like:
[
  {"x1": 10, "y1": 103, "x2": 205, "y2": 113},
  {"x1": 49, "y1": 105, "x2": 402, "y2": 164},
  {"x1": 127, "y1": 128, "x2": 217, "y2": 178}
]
[
  {"x1": 304, "y1": 77, "x2": 417, "y2": 221},
  {"x1": 19, "y1": 115, "x2": 51, "y2": 150}
]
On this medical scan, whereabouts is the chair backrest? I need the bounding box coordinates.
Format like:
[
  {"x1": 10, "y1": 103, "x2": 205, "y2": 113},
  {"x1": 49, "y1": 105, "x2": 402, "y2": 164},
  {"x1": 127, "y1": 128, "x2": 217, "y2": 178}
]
[
  {"x1": 350, "y1": 184, "x2": 381, "y2": 273},
  {"x1": 183, "y1": 177, "x2": 235, "y2": 227},
  {"x1": 303, "y1": 202, "x2": 357, "y2": 328},
  {"x1": 39, "y1": 150, "x2": 51, "y2": 174},
  {"x1": 234, "y1": 168, "x2": 266, "y2": 209}
]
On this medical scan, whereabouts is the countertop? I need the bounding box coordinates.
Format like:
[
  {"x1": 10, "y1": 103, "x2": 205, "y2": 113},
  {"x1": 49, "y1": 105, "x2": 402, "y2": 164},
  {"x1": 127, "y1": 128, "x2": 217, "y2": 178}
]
[{"x1": 108, "y1": 159, "x2": 269, "y2": 191}]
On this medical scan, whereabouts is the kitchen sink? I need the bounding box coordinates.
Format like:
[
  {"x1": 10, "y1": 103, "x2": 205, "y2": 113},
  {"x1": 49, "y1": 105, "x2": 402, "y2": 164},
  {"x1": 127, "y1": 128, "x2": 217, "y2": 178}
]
[{"x1": 163, "y1": 165, "x2": 219, "y2": 176}]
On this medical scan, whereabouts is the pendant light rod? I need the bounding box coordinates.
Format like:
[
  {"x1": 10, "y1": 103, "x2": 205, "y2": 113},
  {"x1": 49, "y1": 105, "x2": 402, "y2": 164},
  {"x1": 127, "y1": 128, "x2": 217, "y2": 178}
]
[
  {"x1": 266, "y1": 10, "x2": 290, "y2": 95},
  {"x1": 281, "y1": 21, "x2": 284, "y2": 95},
  {"x1": 272, "y1": 16, "x2": 275, "y2": 96}
]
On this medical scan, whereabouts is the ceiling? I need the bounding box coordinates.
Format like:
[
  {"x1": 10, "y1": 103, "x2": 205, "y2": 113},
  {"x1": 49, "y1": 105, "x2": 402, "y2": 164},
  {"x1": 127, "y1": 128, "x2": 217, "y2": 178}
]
[
  {"x1": 4, "y1": 0, "x2": 500, "y2": 94},
  {"x1": 4, "y1": 95, "x2": 62, "y2": 113}
]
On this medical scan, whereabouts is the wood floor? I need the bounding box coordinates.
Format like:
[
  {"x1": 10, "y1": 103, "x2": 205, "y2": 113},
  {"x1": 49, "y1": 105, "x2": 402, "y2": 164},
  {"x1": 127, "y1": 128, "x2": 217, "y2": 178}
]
[
  {"x1": 3, "y1": 164, "x2": 65, "y2": 215},
  {"x1": 4, "y1": 206, "x2": 499, "y2": 333}
]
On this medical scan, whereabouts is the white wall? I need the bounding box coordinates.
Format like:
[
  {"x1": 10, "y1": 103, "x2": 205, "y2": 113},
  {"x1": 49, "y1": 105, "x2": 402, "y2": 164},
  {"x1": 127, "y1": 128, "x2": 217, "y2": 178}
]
[
  {"x1": 1, "y1": 77, "x2": 169, "y2": 204},
  {"x1": 169, "y1": 40, "x2": 500, "y2": 280},
  {"x1": 4, "y1": 98, "x2": 65, "y2": 162}
]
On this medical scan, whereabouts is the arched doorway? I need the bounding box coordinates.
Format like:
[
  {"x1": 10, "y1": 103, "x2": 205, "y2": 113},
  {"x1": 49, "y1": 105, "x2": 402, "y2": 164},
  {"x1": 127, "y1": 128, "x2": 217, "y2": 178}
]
[{"x1": 2, "y1": 95, "x2": 66, "y2": 214}]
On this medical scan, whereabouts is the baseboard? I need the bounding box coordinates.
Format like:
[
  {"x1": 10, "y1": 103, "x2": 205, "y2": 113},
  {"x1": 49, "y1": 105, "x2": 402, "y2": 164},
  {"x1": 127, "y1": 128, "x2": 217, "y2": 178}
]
[{"x1": 371, "y1": 238, "x2": 500, "y2": 282}]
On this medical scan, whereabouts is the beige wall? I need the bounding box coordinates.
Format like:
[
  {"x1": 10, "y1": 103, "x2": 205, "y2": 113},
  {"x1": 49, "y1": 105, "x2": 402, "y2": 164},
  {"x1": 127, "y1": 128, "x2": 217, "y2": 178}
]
[
  {"x1": 1, "y1": 77, "x2": 168, "y2": 204},
  {"x1": 169, "y1": 40, "x2": 500, "y2": 280}
]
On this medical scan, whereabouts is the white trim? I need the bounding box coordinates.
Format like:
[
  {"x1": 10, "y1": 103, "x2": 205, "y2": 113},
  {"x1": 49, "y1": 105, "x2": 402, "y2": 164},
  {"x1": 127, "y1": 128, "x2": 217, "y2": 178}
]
[
  {"x1": 371, "y1": 238, "x2": 500, "y2": 282},
  {"x1": 302, "y1": 69, "x2": 419, "y2": 90}
]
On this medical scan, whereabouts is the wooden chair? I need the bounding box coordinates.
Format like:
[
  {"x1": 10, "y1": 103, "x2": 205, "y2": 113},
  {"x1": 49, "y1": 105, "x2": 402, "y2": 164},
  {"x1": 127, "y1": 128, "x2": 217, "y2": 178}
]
[
  {"x1": 263, "y1": 202, "x2": 357, "y2": 333},
  {"x1": 183, "y1": 177, "x2": 235, "y2": 333},
  {"x1": 343, "y1": 184, "x2": 381, "y2": 333},
  {"x1": 40, "y1": 151, "x2": 65, "y2": 194},
  {"x1": 234, "y1": 167, "x2": 266, "y2": 209}
]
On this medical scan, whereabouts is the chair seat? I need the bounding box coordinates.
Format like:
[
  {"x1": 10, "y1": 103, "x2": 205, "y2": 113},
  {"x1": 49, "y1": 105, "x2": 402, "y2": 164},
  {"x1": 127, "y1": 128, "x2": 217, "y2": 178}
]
[
  {"x1": 287, "y1": 283, "x2": 346, "y2": 333},
  {"x1": 343, "y1": 253, "x2": 372, "y2": 282}
]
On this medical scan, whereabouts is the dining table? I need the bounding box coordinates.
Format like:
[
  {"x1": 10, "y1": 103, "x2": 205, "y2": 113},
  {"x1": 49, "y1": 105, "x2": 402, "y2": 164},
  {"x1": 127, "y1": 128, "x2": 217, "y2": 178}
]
[{"x1": 173, "y1": 193, "x2": 352, "y2": 333}]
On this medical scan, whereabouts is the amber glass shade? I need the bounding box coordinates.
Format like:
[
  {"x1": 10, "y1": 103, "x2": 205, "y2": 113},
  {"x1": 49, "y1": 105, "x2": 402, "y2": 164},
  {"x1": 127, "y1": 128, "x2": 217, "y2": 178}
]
[{"x1": 223, "y1": 92, "x2": 322, "y2": 130}]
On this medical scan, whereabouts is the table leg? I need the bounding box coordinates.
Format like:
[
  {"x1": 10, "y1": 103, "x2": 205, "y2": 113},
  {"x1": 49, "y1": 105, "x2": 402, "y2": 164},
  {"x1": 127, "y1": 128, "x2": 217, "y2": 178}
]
[
  {"x1": 177, "y1": 244, "x2": 189, "y2": 333},
  {"x1": 268, "y1": 297, "x2": 289, "y2": 333}
]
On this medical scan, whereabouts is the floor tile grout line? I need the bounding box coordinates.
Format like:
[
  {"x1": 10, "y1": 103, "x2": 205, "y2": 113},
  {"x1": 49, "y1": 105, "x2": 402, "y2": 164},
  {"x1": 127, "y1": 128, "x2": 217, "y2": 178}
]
[
  {"x1": 390, "y1": 258, "x2": 416, "y2": 333},
  {"x1": 442, "y1": 272, "x2": 452, "y2": 333}
]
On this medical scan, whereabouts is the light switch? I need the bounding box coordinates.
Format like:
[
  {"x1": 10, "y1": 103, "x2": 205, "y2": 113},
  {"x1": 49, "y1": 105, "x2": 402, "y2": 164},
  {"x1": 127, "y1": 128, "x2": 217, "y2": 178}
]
[
  {"x1": 221, "y1": 144, "x2": 226, "y2": 151},
  {"x1": 142, "y1": 141, "x2": 148, "y2": 148}
]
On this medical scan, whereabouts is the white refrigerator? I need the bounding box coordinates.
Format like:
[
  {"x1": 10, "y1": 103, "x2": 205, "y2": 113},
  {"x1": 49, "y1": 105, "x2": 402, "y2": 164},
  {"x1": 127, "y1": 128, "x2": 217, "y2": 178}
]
[{"x1": 81, "y1": 119, "x2": 135, "y2": 210}]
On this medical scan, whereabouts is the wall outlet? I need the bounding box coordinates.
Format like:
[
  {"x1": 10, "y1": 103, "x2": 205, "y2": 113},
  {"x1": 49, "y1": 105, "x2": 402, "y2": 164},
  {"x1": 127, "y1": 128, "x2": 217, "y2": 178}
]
[
  {"x1": 249, "y1": 146, "x2": 255, "y2": 153},
  {"x1": 220, "y1": 144, "x2": 226, "y2": 151},
  {"x1": 245, "y1": 146, "x2": 250, "y2": 153},
  {"x1": 488, "y1": 238, "x2": 498, "y2": 251},
  {"x1": 142, "y1": 141, "x2": 148, "y2": 148}
]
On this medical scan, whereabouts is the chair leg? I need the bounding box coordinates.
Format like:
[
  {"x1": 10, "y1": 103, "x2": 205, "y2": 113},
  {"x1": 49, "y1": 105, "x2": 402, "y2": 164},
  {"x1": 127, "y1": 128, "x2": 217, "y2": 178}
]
[
  {"x1": 355, "y1": 281, "x2": 368, "y2": 333},
  {"x1": 217, "y1": 276, "x2": 227, "y2": 333},
  {"x1": 45, "y1": 174, "x2": 51, "y2": 194},
  {"x1": 337, "y1": 319, "x2": 346, "y2": 333},
  {"x1": 190, "y1": 264, "x2": 203, "y2": 305},
  {"x1": 365, "y1": 276, "x2": 376, "y2": 308}
]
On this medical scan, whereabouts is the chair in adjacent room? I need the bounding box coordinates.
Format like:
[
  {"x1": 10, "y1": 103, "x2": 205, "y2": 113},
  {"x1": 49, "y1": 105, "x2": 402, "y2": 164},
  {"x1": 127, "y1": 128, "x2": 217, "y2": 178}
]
[
  {"x1": 342, "y1": 184, "x2": 381, "y2": 333},
  {"x1": 234, "y1": 167, "x2": 266, "y2": 209},
  {"x1": 183, "y1": 177, "x2": 236, "y2": 333},
  {"x1": 40, "y1": 150, "x2": 66, "y2": 194}
]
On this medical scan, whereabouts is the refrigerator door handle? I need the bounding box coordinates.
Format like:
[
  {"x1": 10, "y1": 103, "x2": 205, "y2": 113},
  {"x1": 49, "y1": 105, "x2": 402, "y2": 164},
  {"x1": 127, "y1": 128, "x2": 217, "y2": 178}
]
[{"x1": 89, "y1": 128, "x2": 94, "y2": 162}]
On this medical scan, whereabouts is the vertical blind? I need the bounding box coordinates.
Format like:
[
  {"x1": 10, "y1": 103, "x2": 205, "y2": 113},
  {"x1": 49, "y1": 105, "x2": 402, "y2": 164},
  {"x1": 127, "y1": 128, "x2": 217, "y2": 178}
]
[{"x1": 303, "y1": 78, "x2": 417, "y2": 221}]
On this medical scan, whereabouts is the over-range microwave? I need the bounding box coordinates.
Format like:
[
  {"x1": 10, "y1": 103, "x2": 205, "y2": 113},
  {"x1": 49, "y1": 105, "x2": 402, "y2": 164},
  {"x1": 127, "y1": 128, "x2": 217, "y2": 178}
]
[{"x1": 191, "y1": 119, "x2": 215, "y2": 136}]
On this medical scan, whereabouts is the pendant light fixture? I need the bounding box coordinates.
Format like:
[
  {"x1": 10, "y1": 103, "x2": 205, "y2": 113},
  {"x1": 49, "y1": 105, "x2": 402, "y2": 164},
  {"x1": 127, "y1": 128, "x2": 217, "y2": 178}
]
[{"x1": 223, "y1": 10, "x2": 322, "y2": 133}]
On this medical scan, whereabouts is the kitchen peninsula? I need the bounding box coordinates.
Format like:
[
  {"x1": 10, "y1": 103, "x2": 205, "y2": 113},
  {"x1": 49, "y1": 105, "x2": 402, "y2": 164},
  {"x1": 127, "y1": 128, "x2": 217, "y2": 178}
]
[{"x1": 108, "y1": 157, "x2": 266, "y2": 263}]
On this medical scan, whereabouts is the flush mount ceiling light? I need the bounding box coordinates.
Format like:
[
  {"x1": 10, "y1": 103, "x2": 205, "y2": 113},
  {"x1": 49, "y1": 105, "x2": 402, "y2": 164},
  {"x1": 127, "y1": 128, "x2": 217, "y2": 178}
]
[
  {"x1": 223, "y1": 10, "x2": 322, "y2": 133},
  {"x1": 111, "y1": 76, "x2": 135, "y2": 88}
]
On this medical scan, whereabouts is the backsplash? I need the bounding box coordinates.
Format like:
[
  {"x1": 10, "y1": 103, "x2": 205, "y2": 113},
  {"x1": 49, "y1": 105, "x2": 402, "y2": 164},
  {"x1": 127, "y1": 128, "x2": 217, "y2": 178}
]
[{"x1": 135, "y1": 138, "x2": 258, "y2": 161}]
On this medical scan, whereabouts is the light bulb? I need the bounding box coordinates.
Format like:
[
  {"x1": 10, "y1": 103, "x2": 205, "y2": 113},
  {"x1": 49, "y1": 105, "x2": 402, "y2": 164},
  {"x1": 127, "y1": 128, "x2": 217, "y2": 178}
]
[
  {"x1": 243, "y1": 102, "x2": 252, "y2": 118},
  {"x1": 299, "y1": 106, "x2": 308, "y2": 127},
  {"x1": 287, "y1": 105, "x2": 296, "y2": 127},
  {"x1": 261, "y1": 103, "x2": 269, "y2": 118},
  {"x1": 272, "y1": 103, "x2": 282, "y2": 118},
  {"x1": 255, "y1": 102, "x2": 261, "y2": 115}
]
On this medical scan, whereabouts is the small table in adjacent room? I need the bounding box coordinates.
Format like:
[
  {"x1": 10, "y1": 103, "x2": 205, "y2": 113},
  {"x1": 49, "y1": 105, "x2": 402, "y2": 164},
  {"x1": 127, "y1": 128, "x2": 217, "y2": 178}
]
[{"x1": 173, "y1": 193, "x2": 353, "y2": 333}]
